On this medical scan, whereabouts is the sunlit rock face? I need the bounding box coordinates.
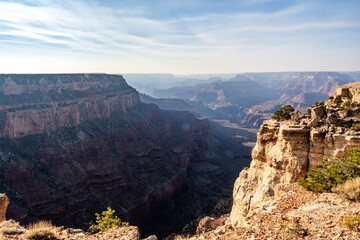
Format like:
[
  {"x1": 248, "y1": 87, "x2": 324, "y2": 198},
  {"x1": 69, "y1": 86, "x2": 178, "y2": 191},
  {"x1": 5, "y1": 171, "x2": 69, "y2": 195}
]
[
  {"x1": 229, "y1": 83, "x2": 360, "y2": 227},
  {"x1": 0, "y1": 74, "x2": 239, "y2": 238}
]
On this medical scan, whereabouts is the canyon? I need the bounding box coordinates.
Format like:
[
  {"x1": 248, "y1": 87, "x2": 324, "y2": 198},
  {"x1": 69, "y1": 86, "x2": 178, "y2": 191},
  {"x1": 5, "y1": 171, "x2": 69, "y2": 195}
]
[
  {"x1": 0, "y1": 74, "x2": 252, "y2": 238},
  {"x1": 147, "y1": 72, "x2": 357, "y2": 128},
  {"x1": 178, "y1": 81, "x2": 360, "y2": 239}
]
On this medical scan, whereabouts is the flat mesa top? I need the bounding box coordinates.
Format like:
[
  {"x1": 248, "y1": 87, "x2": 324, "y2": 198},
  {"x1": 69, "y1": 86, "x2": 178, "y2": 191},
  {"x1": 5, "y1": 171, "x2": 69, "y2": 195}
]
[{"x1": 338, "y1": 81, "x2": 360, "y2": 88}]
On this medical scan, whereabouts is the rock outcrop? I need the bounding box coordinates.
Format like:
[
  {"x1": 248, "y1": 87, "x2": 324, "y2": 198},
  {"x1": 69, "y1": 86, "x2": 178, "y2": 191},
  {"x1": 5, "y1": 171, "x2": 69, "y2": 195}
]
[
  {"x1": 0, "y1": 74, "x2": 245, "y2": 238},
  {"x1": 335, "y1": 82, "x2": 360, "y2": 102},
  {"x1": 229, "y1": 82, "x2": 360, "y2": 227},
  {"x1": 178, "y1": 183, "x2": 360, "y2": 240},
  {"x1": 0, "y1": 194, "x2": 9, "y2": 222}
]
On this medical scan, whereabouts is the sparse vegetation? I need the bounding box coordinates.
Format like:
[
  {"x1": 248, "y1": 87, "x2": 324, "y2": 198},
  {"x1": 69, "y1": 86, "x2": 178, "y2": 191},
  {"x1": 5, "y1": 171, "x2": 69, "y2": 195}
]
[
  {"x1": 306, "y1": 101, "x2": 326, "y2": 116},
  {"x1": 89, "y1": 207, "x2": 129, "y2": 233},
  {"x1": 299, "y1": 148, "x2": 360, "y2": 193},
  {"x1": 0, "y1": 220, "x2": 24, "y2": 237},
  {"x1": 174, "y1": 234, "x2": 192, "y2": 240},
  {"x1": 329, "y1": 96, "x2": 334, "y2": 100},
  {"x1": 311, "y1": 101, "x2": 326, "y2": 112},
  {"x1": 351, "y1": 123, "x2": 360, "y2": 131},
  {"x1": 332, "y1": 177, "x2": 360, "y2": 201},
  {"x1": 25, "y1": 220, "x2": 58, "y2": 240},
  {"x1": 279, "y1": 219, "x2": 309, "y2": 238},
  {"x1": 339, "y1": 214, "x2": 360, "y2": 232},
  {"x1": 272, "y1": 105, "x2": 294, "y2": 121},
  {"x1": 334, "y1": 95, "x2": 343, "y2": 107}
]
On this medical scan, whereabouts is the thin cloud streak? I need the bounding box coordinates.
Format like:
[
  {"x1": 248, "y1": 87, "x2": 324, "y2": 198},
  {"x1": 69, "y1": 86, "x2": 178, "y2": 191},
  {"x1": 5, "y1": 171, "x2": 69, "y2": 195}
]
[{"x1": 0, "y1": 0, "x2": 359, "y2": 73}]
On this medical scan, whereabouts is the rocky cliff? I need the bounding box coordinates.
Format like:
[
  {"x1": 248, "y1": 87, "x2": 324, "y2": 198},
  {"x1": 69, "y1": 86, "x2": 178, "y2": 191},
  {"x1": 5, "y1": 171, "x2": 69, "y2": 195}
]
[
  {"x1": 230, "y1": 82, "x2": 360, "y2": 227},
  {"x1": 0, "y1": 74, "x2": 246, "y2": 238},
  {"x1": 170, "y1": 82, "x2": 360, "y2": 240}
]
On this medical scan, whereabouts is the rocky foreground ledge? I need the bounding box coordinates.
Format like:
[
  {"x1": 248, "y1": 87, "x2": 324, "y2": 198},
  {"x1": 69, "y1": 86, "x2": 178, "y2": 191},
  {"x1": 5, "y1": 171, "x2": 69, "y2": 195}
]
[
  {"x1": 0, "y1": 194, "x2": 157, "y2": 240},
  {"x1": 177, "y1": 183, "x2": 360, "y2": 239}
]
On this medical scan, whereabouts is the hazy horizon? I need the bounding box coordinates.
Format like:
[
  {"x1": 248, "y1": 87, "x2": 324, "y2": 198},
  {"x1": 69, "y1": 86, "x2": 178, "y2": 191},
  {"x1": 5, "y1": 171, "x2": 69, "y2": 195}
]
[{"x1": 1, "y1": 0, "x2": 359, "y2": 74}]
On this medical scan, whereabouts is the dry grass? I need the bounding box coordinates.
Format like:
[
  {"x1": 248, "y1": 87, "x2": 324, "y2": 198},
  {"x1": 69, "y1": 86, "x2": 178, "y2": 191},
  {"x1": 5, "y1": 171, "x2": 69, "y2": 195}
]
[
  {"x1": 339, "y1": 214, "x2": 360, "y2": 232},
  {"x1": 332, "y1": 177, "x2": 360, "y2": 201},
  {"x1": 25, "y1": 220, "x2": 58, "y2": 240},
  {"x1": 0, "y1": 220, "x2": 25, "y2": 237},
  {"x1": 174, "y1": 234, "x2": 192, "y2": 240}
]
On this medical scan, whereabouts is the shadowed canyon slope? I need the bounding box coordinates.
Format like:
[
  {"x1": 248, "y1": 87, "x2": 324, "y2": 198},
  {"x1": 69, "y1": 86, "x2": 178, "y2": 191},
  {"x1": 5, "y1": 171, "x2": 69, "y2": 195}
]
[{"x1": 0, "y1": 74, "x2": 252, "y2": 238}]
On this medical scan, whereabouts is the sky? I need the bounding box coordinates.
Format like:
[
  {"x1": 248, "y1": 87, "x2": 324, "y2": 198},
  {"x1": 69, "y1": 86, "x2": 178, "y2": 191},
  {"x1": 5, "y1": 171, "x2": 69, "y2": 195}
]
[{"x1": 0, "y1": 0, "x2": 359, "y2": 74}]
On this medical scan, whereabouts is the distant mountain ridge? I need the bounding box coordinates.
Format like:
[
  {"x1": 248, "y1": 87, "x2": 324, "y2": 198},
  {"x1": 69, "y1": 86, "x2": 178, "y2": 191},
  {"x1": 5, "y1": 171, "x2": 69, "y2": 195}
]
[{"x1": 147, "y1": 72, "x2": 356, "y2": 127}]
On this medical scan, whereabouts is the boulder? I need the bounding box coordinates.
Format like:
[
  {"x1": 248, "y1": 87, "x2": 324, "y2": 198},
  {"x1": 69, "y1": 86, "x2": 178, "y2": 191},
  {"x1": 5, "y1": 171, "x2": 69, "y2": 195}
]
[
  {"x1": 337, "y1": 111, "x2": 348, "y2": 119},
  {"x1": 327, "y1": 113, "x2": 338, "y2": 124},
  {"x1": 311, "y1": 107, "x2": 325, "y2": 119},
  {"x1": 291, "y1": 110, "x2": 305, "y2": 123},
  {"x1": 307, "y1": 117, "x2": 319, "y2": 128}
]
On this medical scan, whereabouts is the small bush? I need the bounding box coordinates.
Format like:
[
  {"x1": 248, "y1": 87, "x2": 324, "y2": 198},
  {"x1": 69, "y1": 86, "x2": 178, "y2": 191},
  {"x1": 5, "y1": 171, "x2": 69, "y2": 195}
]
[
  {"x1": 299, "y1": 148, "x2": 360, "y2": 193},
  {"x1": 334, "y1": 95, "x2": 343, "y2": 104},
  {"x1": 332, "y1": 177, "x2": 360, "y2": 201},
  {"x1": 329, "y1": 96, "x2": 334, "y2": 100},
  {"x1": 25, "y1": 221, "x2": 58, "y2": 240},
  {"x1": 272, "y1": 105, "x2": 294, "y2": 121},
  {"x1": 339, "y1": 214, "x2": 360, "y2": 232},
  {"x1": 351, "y1": 123, "x2": 360, "y2": 131},
  {"x1": 89, "y1": 207, "x2": 129, "y2": 233},
  {"x1": 279, "y1": 220, "x2": 309, "y2": 237}
]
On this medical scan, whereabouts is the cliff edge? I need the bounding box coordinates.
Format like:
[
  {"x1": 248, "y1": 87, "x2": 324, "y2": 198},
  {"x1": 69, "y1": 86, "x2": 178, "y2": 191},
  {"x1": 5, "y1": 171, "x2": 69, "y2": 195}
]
[
  {"x1": 172, "y1": 82, "x2": 360, "y2": 239},
  {"x1": 230, "y1": 82, "x2": 360, "y2": 227}
]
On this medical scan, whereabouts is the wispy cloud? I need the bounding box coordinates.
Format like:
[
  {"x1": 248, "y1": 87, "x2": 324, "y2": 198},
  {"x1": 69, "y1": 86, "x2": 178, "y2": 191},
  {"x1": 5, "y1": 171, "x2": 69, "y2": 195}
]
[{"x1": 0, "y1": 0, "x2": 359, "y2": 73}]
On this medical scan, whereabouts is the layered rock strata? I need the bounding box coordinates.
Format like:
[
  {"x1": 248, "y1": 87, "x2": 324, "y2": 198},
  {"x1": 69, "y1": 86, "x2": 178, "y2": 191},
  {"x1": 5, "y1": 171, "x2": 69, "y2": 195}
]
[
  {"x1": 230, "y1": 82, "x2": 360, "y2": 227},
  {"x1": 0, "y1": 74, "x2": 242, "y2": 238}
]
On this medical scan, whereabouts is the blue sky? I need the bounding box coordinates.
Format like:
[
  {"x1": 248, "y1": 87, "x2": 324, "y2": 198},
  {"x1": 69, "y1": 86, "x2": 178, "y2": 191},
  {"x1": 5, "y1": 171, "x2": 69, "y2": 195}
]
[{"x1": 0, "y1": 0, "x2": 359, "y2": 74}]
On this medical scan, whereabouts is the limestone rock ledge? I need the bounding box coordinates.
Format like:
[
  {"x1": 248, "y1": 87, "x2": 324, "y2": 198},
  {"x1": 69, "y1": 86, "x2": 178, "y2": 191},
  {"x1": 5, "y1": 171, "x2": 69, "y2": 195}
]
[{"x1": 230, "y1": 119, "x2": 360, "y2": 227}]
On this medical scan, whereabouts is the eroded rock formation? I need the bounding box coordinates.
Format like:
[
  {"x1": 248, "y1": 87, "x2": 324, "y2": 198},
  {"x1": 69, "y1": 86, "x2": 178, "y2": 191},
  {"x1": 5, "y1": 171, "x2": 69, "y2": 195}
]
[
  {"x1": 0, "y1": 74, "x2": 244, "y2": 238},
  {"x1": 230, "y1": 82, "x2": 360, "y2": 227}
]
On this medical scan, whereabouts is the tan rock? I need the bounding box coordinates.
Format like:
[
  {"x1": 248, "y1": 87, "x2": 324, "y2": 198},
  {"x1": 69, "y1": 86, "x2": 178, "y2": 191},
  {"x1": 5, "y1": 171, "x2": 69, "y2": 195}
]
[
  {"x1": 230, "y1": 117, "x2": 360, "y2": 227},
  {"x1": 335, "y1": 82, "x2": 360, "y2": 103},
  {"x1": 0, "y1": 194, "x2": 9, "y2": 222}
]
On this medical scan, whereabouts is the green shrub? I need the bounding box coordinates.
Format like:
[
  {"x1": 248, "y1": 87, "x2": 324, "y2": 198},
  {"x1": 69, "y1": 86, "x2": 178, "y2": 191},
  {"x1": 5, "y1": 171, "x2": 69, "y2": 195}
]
[
  {"x1": 351, "y1": 123, "x2": 360, "y2": 131},
  {"x1": 299, "y1": 148, "x2": 360, "y2": 193},
  {"x1": 339, "y1": 214, "x2": 360, "y2": 232},
  {"x1": 334, "y1": 95, "x2": 343, "y2": 107},
  {"x1": 272, "y1": 105, "x2": 294, "y2": 121},
  {"x1": 279, "y1": 220, "x2": 309, "y2": 237},
  {"x1": 307, "y1": 101, "x2": 326, "y2": 116},
  {"x1": 89, "y1": 207, "x2": 129, "y2": 233},
  {"x1": 329, "y1": 96, "x2": 334, "y2": 100}
]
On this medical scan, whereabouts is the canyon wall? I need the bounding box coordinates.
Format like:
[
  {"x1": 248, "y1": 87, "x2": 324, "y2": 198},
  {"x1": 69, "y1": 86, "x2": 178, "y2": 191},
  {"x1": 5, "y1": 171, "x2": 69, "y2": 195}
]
[
  {"x1": 0, "y1": 74, "x2": 243, "y2": 238},
  {"x1": 230, "y1": 83, "x2": 360, "y2": 227}
]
